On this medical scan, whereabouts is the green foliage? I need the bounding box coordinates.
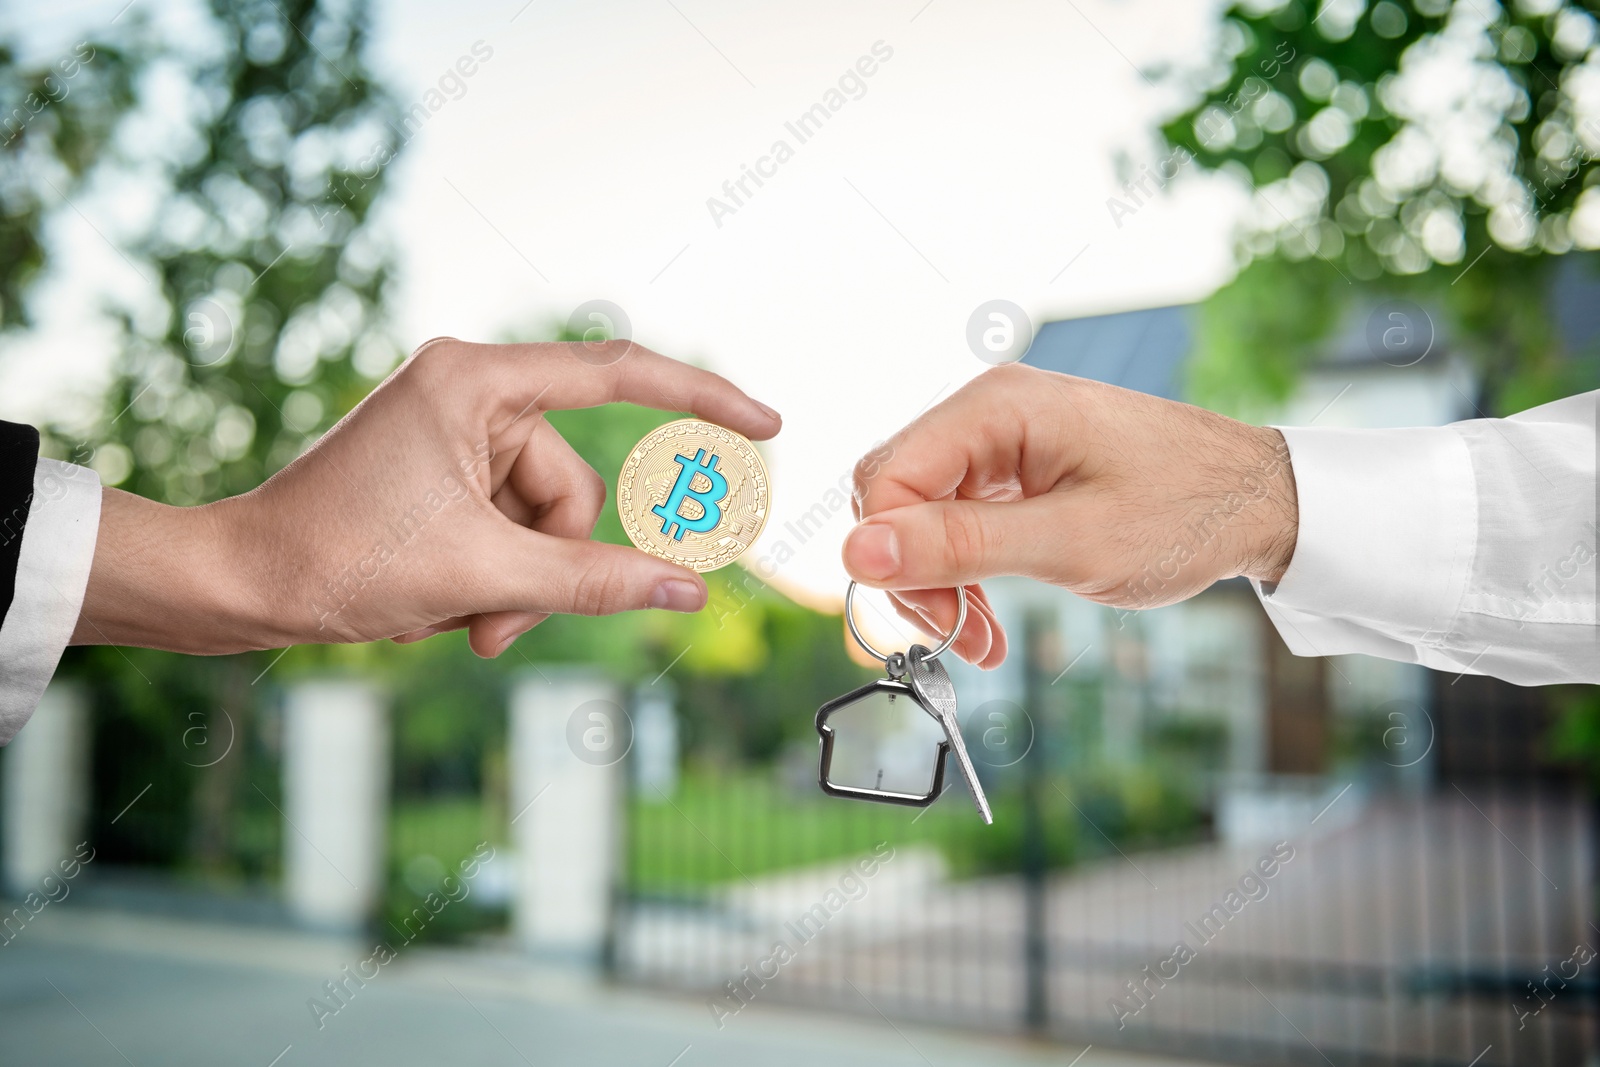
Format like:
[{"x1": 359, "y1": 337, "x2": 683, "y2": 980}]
[
  {"x1": 1059, "y1": 764, "x2": 1211, "y2": 855},
  {"x1": 677, "y1": 591, "x2": 875, "y2": 763},
  {"x1": 626, "y1": 772, "x2": 931, "y2": 891},
  {"x1": 1186, "y1": 257, "x2": 1347, "y2": 418},
  {"x1": 48, "y1": 0, "x2": 405, "y2": 506},
  {"x1": 1147, "y1": 713, "x2": 1232, "y2": 775},
  {"x1": 0, "y1": 37, "x2": 136, "y2": 327},
  {"x1": 380, "y1": 800, "x2": 505, "y2": 944},
  {"x1": 1546, "y1": 685, "x2": 1600, "y2": 786},
  {"x1": 26, "y1": 0, "x2": 404, "y2": 879},
  {"x1": 1160, "y1": 0, "x2": 1600, "y2": 413},
  {"x1": 70, "y1": 643, "x2": 283, "y2": 877},
  {"x1": 624, "y1": 764, "x2": 1208, "y2": 891},
  {"x1": 963, "y1": 798, "x2": 1079, "y2": 876},
  {"x1": 1163, "y1": 0, "x2": 1600, "y2": 788}
]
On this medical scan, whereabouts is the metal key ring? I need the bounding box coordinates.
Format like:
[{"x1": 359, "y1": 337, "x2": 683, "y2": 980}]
[{"x1": 844, "y1": 581, "x2": 967, "y2": 664}]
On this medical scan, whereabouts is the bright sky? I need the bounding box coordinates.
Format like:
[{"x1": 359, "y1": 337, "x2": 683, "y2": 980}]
[{"x1": 4, "y1": 0, "x2": 1248, "y2": 606}]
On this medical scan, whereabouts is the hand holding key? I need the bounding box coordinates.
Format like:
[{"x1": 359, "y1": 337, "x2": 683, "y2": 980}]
[{"x1": 841, "y1": 364, "x2": 1300, "y2": 668}]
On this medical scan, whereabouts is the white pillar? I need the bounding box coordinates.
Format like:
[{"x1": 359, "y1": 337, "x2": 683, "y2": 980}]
[
  {"x1": 282, "y1": 680, "x2": 388, "y2": 931},
  {"x1": 509, "y1": 670, "x2": 623, "y2": 961},
  {"x1": 631, "y1": 683, "x2": 678, "y2": 799},
  {"x1": 2, "y1": 683, "x2": 90, "y2": 893}
]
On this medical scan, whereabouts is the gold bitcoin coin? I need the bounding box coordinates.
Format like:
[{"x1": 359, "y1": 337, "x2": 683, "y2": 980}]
[{"x1": 617, "y1": 419, "x2": 771, "y2": 572}]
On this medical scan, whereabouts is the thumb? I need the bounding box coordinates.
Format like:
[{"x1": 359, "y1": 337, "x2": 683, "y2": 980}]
[
  {"x1": 842, "y1": 498, "x2": 1061, "y2": 590},
  {"x1": 492, "y1": 529, "x2": 709, "y2": 617}
]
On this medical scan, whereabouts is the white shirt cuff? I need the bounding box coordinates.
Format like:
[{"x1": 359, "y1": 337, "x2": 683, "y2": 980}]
[
  {"x1": 0, "y1": 459, "x2": 101, "y2": 745},
  {"x1": 1252, "y1": 425, "x2": 1476, "y2": 657}
]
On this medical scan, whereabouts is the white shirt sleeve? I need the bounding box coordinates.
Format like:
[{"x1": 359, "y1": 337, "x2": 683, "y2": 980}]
[
  {"x1": 0, "y1": 459, "x2": 101, "y2": 744},
  {"x1": 1254, "y1": 390, "x2": 1598, "y2": 686}
]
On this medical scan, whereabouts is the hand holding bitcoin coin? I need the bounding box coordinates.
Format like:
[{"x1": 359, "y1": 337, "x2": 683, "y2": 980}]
[
  {"x1": 618, "y1": 419, "x2": 770, "y2": 571},
  {"x1": 362, "y1": 338, "x2": 779, "y2": 658}
]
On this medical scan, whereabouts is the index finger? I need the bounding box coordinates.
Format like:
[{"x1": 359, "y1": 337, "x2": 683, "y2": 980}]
[
  {"x1": 852, "y1": 366, "x2": 1085, "y2": 520},
  {"x1": 469, "y1": 340, "x2": 783, "y2": 441}
]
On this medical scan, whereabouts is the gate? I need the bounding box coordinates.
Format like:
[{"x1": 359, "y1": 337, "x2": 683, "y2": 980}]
[
  {"x1": 611, "y1": 617, "x2": 1600, "y2": 1067},
  {"x1": 614, "y1": 770, "x2": 1596, "y2": 1065}
]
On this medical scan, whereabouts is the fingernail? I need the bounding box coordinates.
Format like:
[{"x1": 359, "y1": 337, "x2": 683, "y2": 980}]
[
  {"x1": 649, "y1": 578, "x2": 705, "y2": 613},
  {"x1": 845, "y1": 522, "x2": 900, "y2": 581},
  {"x1": 494, "y1": 632, "x2": 518, "y2": 656},
  {"x1": 753, "y1": 399, "x2": 781, "y2": 421}
]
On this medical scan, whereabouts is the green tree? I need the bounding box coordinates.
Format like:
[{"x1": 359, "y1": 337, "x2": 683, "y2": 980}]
[
  {"x1": 1160, "y1": 0, "x2": 1600, "y2": 781},
  {"x1": 0, "y1": 35, "x2": 135, "y2": 327},
  {"x1": 1160, "y1": 0, "x2": 1600, "y2": 416},
  {"x1": 5, "y1": 1, "x2": 909, "y2": 894},
  {"x1": 66, "y1": 0, "x2": 404, "y2": 504},
  {"x1": 36, "y1": 0, "x2": 406, "y2": 875}
]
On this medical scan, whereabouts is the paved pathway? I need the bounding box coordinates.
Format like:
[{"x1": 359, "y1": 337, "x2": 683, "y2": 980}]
[{"x1": 0, "y1": 904, "x2": 1225, "y2": 1067}]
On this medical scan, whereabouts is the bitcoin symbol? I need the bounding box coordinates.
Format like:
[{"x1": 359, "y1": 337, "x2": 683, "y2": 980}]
[
  {"x1": 652, "y1": 448, "x2": 728, "y2": 540},
  {"x1": 618, "y1": 419, "x2": 770, "y2": 572}
]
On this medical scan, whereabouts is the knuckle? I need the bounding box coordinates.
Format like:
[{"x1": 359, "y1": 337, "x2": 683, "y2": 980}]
[
  {"x1": 985, "y1": 360, "x2": 1035, "y2": 389},
  {"x1": 851, "y1": 439, "x2": 895, "y2": 499},
  {"x1": 581, "y1": 464, "x2": 606, "y2": 507},
  {"x1": 403, "y1": 336, "x2": 467, "y2": 388},
  {"x1": 571, "y1": 559, "x2": 631, "y2": 616},
  {"x1": 940, "y1": 506, "x2": 988, "y2": 575},
  {"x1": 588, "y1": 338, "x2": 633, "y2": 363},
  {"x1": 409, "y1": 335, "x2": 461, "y2": 363},
  {"x1": 851, "y1": 455, "x2": 876, "y2": 496}
]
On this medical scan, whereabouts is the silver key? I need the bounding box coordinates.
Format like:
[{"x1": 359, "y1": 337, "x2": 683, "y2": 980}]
[
  {"x1": 814, "y1": 583, "x2": 994, "y2": 824},
  {"x1": 905, "y1": 643, "x2": 993, "y2": 824}
]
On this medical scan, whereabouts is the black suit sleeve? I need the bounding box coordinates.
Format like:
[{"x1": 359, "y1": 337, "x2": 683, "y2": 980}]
[{"x1": 0, "y1": 419, "x2": 40, "y2": 629}]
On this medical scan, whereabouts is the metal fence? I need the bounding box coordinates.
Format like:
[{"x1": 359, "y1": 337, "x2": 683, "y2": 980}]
[{"x1": 613, "y1": 748, "x2": 1598, "y2": 1066}]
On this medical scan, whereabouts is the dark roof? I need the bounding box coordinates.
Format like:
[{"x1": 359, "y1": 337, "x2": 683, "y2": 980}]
[
  {"x1": 1553, "y1": 255, "x2": 1600, "y2": 354},
  {"x1": 1022, "y1": 253, "x2": 1600, "y2": 401},
  {"x1": 1021, "y1": 304, "x2": 1190, "y2": 401}
]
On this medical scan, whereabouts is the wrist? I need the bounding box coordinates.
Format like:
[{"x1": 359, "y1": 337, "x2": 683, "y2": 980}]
[
  {"x1": 1235, "y1": 427, "x2": 1299, "y2": 584},
  {"x1": 72, "y1": 489, "x2": 281, "y2": 654}
]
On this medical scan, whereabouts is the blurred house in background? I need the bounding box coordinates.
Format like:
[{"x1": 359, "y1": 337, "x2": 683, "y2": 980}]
[
  {"x1": 6, "y1": 276, "x2": 1595, "y2": 1067},
  {"x1": 3, "y1": 0, "x2": 1599, "y2": 1062},
  {"x1": 723, "y1": 272, "x2": 1598, "y2": 1066},
  {"x1": 4, "y1": 278, "x2": 1594, "y2": 1067},
  {"x1": 956, "y1": 258, "x2": 1600, "y2": 806}
]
